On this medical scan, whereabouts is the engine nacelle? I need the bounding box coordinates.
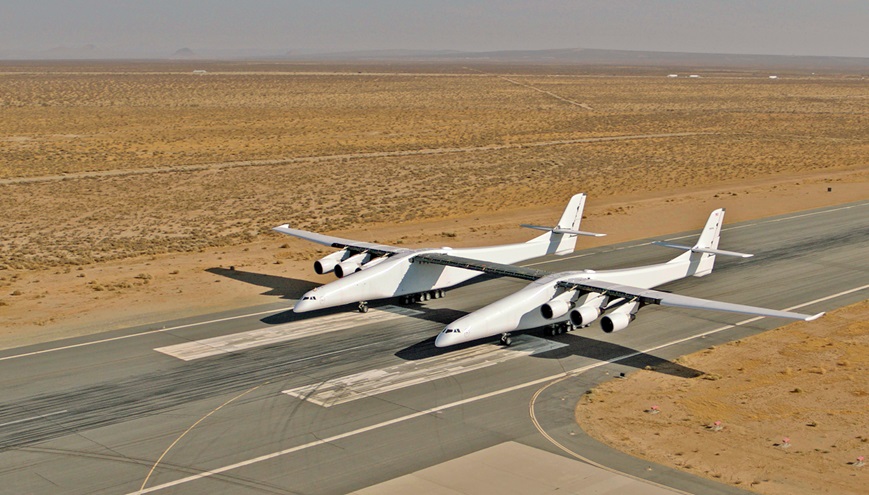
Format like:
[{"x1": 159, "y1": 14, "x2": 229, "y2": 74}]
[
  {"x1": 540, "y1": 291, "x2": 577, "y2": 319},
  {"x1": 600, "y1": 312, "x2": 632, "y2": 333},
  {"x1": 541, "y1": 299, "x2": 571, "y2": 320},
  {"x1": 314, "y1": 250, "x2": 349, "y2": 275},
  {"x1": 335, "y1": 253, "x2": 371, "y2": 278},
  {"x1": 569, "y1": 305, "x2": 601, "y2": 327}
]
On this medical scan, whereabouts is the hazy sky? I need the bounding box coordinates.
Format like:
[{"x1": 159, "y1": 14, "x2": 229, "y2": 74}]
[{"x1": 1, "y1": 1, "x2": 867, "y2": 58}]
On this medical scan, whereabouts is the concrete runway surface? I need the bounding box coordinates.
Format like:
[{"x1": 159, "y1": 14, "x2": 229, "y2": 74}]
[{"x1": 0, "y1": 201, "x2": 866, "y2": 495}]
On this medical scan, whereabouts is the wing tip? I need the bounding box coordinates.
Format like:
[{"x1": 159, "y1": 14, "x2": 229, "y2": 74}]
[{"x1": 805, "y1": 312, "x2": 825, "y2": 322}]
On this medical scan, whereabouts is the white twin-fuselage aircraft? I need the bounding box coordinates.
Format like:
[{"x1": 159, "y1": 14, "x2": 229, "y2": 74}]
[
  {"x1": 276, "y1": 196, "x2": 823, "y2": 348},
  {"x1": 432, "y1": 207, "x2": 823, "y2": 347},
  {"x1": 274, "y1": 193, "x2": 603, "y2": 314}
]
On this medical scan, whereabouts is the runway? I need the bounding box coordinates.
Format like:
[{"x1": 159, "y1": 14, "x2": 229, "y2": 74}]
[{"x1": 0, "y1": 201, "x2": 866, "y2": 494}]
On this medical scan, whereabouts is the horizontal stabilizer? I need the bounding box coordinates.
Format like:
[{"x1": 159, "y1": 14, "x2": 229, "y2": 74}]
[
  {"x1": 652, "y1": 241, "x2": 753, "y2": 258},
  {"x1": 520, "y1": 224, "x2": 606, "y2": 237}
]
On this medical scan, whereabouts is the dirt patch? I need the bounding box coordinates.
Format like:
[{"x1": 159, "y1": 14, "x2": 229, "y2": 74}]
[{"x1": 576, "y1": 301, "x2": 868, "y2": 495}]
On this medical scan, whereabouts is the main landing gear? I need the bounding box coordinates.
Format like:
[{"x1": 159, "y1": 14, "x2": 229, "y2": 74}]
[
  {"x1": 545, "y1": 321, "x2": 573, "y2": 337},
  {"x1": 358, "y1": 301, "x2": 369, "y2": 313},
  {"x1": 499, "y1": 333, "x2": 513, "y2": 346},
  {"x1": 398, "y1": 290, "x2": 445, "y2": 305}
]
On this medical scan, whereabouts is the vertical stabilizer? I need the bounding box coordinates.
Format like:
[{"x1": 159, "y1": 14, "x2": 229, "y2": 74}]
[
  {"x1": 690, "y1": 208, "x2": 725, "y2": 277},
  {"x1": 551, "y1": 193, "x2": 587, "y2": 254},
  {"x1": 558, "y1": 193, "x2": 586, "y2": 232},
  {"x1": 521, "y1": 193, "x2": 603, "y2": 255}
]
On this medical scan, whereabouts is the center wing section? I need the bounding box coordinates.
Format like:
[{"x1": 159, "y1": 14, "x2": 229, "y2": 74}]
[
  {"x1": 273, "y1": 225, "x2": 408, "y2": 258},
  {"x1": 557, "y1": 278, "x2": 824, "y2": 322},
  {"x1": 411, "y1": 252, "x2": 551, "y2": 281}
]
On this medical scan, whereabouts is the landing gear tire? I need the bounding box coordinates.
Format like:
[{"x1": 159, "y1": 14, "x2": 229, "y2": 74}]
[
  {"x1": 358, "y1": 301, "x2": 369, "y2": 313},
  {"x1": 499, "y1": 334, "x2": 512, "y2": 346}
]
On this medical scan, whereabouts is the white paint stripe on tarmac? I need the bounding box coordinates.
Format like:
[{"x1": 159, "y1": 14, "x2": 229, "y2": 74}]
[
  {"x1": 4, "y1": 201, "x2": 865, "y2": 363},
  {"x1": 130, "y1": 284, "x2": 868, "y2": 495},
  {"x1": 0, "y1": 410, "x2": 67, "y2": 428},
  {"x1": 284, "y1": 335, "x2": 567, "y2": 407},
  {"x1": 0, "y1": 307, "x2": 288, "y2": 362},
  {"x1": 155, "y1": 306, "x2": 424, "y2": 361}
]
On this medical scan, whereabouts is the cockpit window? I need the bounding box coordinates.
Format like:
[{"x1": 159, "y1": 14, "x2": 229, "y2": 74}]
[
  {"x1": 444, "y1": 328, "x2": 460, "y2": 334},
  {"x1": 301, "y1": 296, "x2": 317, "y2": 301}
]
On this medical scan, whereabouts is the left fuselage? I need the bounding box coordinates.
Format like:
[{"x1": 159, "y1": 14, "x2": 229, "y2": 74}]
[{"x1": 293, "y1": 237, "x2": 560, "y2": 313}]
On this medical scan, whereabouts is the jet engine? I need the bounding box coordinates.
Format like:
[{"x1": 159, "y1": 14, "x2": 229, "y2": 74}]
[
  {"x1": 569, "y1": 305, "x2": 601, "y2": 327},
  {"x1": 540, "y1": 291, "x2": 576, "y2": 319},
  {"x1": 600, "y1": 312, "x2": 632, "y2": 333},
  {"x1": 334, "y1": 253, "x2": 371, "y2": 278},
  {"x1": 600, "y1": 302, "x2": 639, "y2": 333},
  {"x1": 314, "y1": 250, "x2": 349, "y2": 275}
]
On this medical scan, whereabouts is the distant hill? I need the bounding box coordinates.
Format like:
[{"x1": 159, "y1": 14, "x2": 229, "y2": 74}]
[{"x1": 171, "y1": 48, "x2": 197, "y2": 59}]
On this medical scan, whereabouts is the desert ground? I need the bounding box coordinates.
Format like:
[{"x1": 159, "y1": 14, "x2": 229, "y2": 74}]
[
  {"x1": 577, "y1": 300, "x2": 868, "y2": 495},
  {"x1": 1, "y1": 60, "x2": 867, "y2": 493}
]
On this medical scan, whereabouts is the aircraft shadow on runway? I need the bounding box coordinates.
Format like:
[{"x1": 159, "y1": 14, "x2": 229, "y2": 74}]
[
  {"x1": 395, "y1": 332, "x2": 703, "y2": 379},
  {"x1": 532, "y1": 334, "x2": 704, "y2": 378},
  {"x1": 206, "y1": 267, "x2": 319, "y2": 298}
]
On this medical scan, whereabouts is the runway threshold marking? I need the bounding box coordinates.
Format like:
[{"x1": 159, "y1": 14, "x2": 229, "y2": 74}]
[
  {"x1": 4, "y1": 201, "x2": 865, "y2": 363},
  {"x1": 154, "y1": 306, "x2": 424, "y2": 361},
  {"x1": 128, "y1": 283, "x2": 867, "y2": 495},
  {"x1": 0, "y1": 307, "x2": 289, "y2": 362},
  {"x1": 283, "y1": 335, "x2": 567, "y2": 407}
]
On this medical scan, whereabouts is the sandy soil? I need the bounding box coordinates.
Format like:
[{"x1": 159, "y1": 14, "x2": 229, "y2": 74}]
[{"x1": 577, "y1": 301, "x2": 868, "y2": 495}]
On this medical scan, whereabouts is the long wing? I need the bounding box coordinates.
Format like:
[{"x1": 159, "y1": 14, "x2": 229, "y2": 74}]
[
  {"x1": 557, "y1": 278, "x2": 824, "y2": 322},
  {"x1": 411, "y1": 252, "x2": 822, "y2": 322},
  {"x1": 272, "y1": 225, "x2": 408, "y2": 257}
]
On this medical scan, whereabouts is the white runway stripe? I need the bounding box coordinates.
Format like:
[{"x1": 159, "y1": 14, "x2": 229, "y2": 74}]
[
  {"x1": 154, "y1": 306, "x2": 424, "y2": 361},
  {"x1": 284, "y1": 335, "x2": 567, "y2": 407}
]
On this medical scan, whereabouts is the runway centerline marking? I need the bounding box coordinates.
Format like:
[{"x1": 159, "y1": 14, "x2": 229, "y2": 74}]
[
  {"x1": 283, "y1": 335, "x2": 567, "y2": 407},
  {"x1": 127, "y1": 283, "x2": 867, "y2": 494},
  {"x1": 3, "y1": 201, "x2": 865, "y2": 363},
  {"x1": 0, "y1": 410, "x2": 67, "y2": 428},
  {"x1": 155, "y1": 306, "x2": 424, "y2": 361}
]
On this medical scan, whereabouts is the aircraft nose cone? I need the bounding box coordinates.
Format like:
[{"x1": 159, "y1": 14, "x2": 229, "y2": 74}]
[
  {"x1": 293, "y1": 292, "x2": 321, "y2": 313},
  {"x1": 434, "y1": 332, "x2": 451, "y2": 348},
  {"x1": 435, "y1": 327, "x2": 462, "y2": 348}
]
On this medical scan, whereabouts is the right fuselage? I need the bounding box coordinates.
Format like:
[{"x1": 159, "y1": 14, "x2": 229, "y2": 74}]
[{"x1": 434, "y1": 253, "x2": 696, "y2": 347}]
